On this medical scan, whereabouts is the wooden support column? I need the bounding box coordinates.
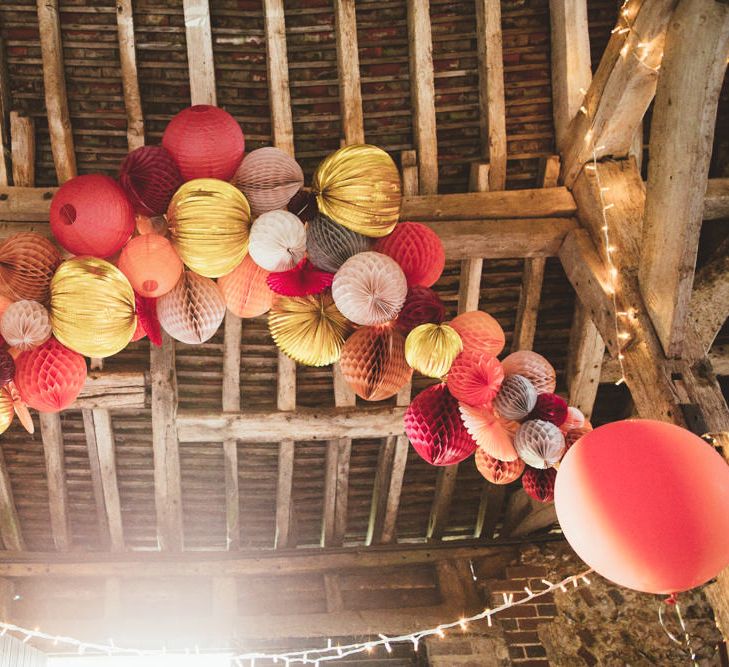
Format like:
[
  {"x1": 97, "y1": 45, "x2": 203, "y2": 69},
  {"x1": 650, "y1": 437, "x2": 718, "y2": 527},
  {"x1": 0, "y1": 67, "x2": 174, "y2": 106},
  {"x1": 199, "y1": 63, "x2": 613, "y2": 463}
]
[
  {"x1": 0, "y1": 445, "x2": 23, "y2": 551},
  {"x1": 333, "y1": 0, "x2": 364, "y2": 145},
  {"x1": 222, "y1": 312, "x2": 241, "y2": 551},
  {"x1": 690, "y1": 237, "x2": 729, "y2": 355},
  {"x1": 566, "y1": 303, "x2": 604, "y2": 419},
  {"x1": 0, "y1": 37, "x2": 9, "y2": 185},
  {"x1": 183, "y1": 0, "x2": 216, "y2": 106},
  {"x1": 116, "y1": 0, "x2": 145, "y2": 150},
  {"x1": 40, "y1": 413, "x2": 71, "y2": 551}
]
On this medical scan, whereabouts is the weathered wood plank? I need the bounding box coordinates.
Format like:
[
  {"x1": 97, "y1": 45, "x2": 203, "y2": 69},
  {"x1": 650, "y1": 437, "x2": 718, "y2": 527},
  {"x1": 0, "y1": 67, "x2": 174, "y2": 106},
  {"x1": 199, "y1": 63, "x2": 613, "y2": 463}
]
[
  {"x1": 223, "y1": 439, "x2": 239, "y2": 551},
  {"x1": 82, "y1": 409, "x2": 112, "y2": 551},
  {"x1": 426, "y1": 465, "x2": 458, "y2": 541},
  {"x1": 91, "y1": 409, "x2": 125, "y2": 552},
  {"x1": 0, "y1": 446, "x2": 23, "y2": 551},
  {"x1": 511, "y1": 257, "x2": 546, "y2": 353},
  {"x1": 502, "y1": 490, "x2": 557, "y2": 538},
  {"x1": 473, "y1": 483, "x2": 505, "y2": 540},
  {"x1": 274, "y1": 439, "x2": 294, "y2": 549},
  {"x1": 39, "y1": 413, "x2": 70, "y2": 551},
  {"x1": 222, "y1": 311, "x2": 242, "y2": 413},
  {"x1": 10, "y1": 112, "x2": 34, "y2": 188},
  {"x1": 333, "y1": 0, "x2": 364, "y2": 145},
  {"x1": 0, "y1": 36, "x2": 9, "y2": 186},
  {"x1": 73, "y1": 371, "x2": 146, "y2": 410},
  {"x1": 689, "y1": 237, "x2": 729, "y2": 355},
  {"x1": 116, "y1": 0, "x2": 145, "y2": 150},
  {"x1": 182, "y1": 0, "x2": 217, "y2": 106},
  {"x1": 704, "y1": 178, "x2": 729, "y2": 220},
  {"x1": 263, "y1": 0, "x2": 294, "y2": 155},
  {"x1": 566, "y1": 303, "x2": 605, "y2": 419}
]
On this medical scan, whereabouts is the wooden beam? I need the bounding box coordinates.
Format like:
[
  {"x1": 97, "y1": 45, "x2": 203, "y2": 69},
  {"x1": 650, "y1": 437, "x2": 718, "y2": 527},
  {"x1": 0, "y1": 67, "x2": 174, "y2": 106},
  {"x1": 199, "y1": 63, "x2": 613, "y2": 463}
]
[
  {"x1": 0, "y1": 446, "x2": 23, "y2": 551},
  {"x1": 223, "y1": 439, "x2": 239, "y2": 551},
  {"x1": 0, "y1": 36, "x2": 9, "y2": 186},
  {"x1": 82, "y1": 409, "x2": 112, "y2": 551},
  {"x1": 274, "y1": 439, "x2": 294, "y2": 549},
  {"x1": 689, "y1": 237, "x2": 729, "y2": 355},
  {"x1": 333, "y1": 0, "x2": 364, "y2": 145},
  {"x1": 39, "y1": 413, "x2": 70, "y2": 551},
  {"x1": 565, "y1": 303, "x2": 605, "y2": 419},
  {"x1": 222, "y1": 312, "x2": 241, "y2": 551},
  {"x1": 182, "y1": 0, "x2": 217, "y2": 106},
  {"x1": 10, "y1": 112, "x2": 34, "y2": 188},
  {"x1": 116, "y1": 0, "x2": 145, "y2": 150},
  {"x1": 72, "y1": 371, "x2": 146, "y2": 410},
  {"x1": 426, "y1": 466, "x2": 458, "y2": 541},
  {"x1": 511, "y1": 257, "x2": 545, "y2": 353},
  {"x1": 704, "y1": 178, "x2": 729, "y2": 220},
  {"x1": 501, "y1": 490, "x2": 557, "y2": 538},
  {"x1": 473, "y1": 483, "x2": 505, "y2": 540},
  {"x1": 639, "y1": 0, "x2": 729, "y2": 356}
]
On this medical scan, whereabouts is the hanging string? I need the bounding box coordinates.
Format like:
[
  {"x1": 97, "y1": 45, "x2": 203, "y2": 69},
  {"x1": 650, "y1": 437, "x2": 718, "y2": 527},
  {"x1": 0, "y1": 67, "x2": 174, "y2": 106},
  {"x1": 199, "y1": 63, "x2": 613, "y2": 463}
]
[{"x1": 658, "y1": 595, "x2": 699, "y2": 666}]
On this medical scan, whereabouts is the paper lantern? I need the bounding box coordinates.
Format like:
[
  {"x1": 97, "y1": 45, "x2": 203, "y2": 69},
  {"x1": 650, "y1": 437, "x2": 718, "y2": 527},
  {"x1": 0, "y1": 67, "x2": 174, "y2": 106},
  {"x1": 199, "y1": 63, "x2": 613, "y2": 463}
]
[
  {"x1": 268, "y1": 293, "x2": 352, "y2": 367},
  {"x1": 14, "y1": 338, "x2": 87, "y2": 412},
  {"x1": 267, "y1": 259, "x2": 333, "y2": 297},
  {"x1": 0, "y1": 387, "x2": 14, "y2": 435},
  {"x1": 306, "y1": 213, "x2": 371, "y2": 273},
  {"x1": 0, "y1": 232, "x2": 62, "y2": 303},
  {"x1": 560, "y1": 406, "x2": 586, "y2": 433},
  {"x1": 135, "y1": 213, "x2": 168, "y2": 236},
  {"x1": 50, "y1": 174, "x2": 135, "y2": 257},
  {"x1": 514, "y1": 419, "x2": 565, "y2": 469},
  {"x1": 373, "y1": 222, "x2": 445, "y2": 287},
  {"x1": 338, "y1": 325, "x2": 412, "y2": 401},
  {"x1": 167, "y1": 178, "x2": 251, "y2": 278},
  {"x1": 119, "y1": 145, "x2": 183, "y2": 216},
  {"x1": 522, "y1": 467, "x2": 557, "y2": 503},
  {"x1": 232, "y1": 147, "x2": 304, "y2": 217},
  {"x1": 404, "y1": 383, "x2": 477, "y2": 466},
  {"x1": 218, "y1": 255, "x2": 274, "y2": 318},
  {"x1": 0, "y1": 350, "x2": 15, "y2": 386},
  {"x1": 131, "y1": 317, "x2": 146, "y2": 343},
  {"x1": 117, "y1": 234, "x2": 183, "y2": 298},
  {"x1": 529, "y1": 392, "x2": 568, "y2": 427},
  {"x1": 556, "y1": 420, "x2": 729, "y2": 594},
  {"x1": 248, "y1": 210, "x2": 306, "y2": 272},
  {"x1": 312, "y1": 144, "x2": 401, "y2": 237},
  {"x1": 162, "y1": 105, "x2": 245, "y2": 181},
  {"x1": 136, "y1": 293, "x2": 162, "y2": 346},
  {"x1": 502, "y1": 350, "x2": 556, "y2": 394},
  {"x1": 447, "y1": 350, "x2": 504, "y2": 408},
  {"x1": 0, "y1": 300, "x2": 52, "y2": 351},
  {"x1": 395, "y1": 286, "x2": 446, "y2": 334},
  {"x1": 448, "y1": 311, "x2": 505, "y2": 358},
  {"x1": 5, "y1": 381, "x2": 33, "y2": 434},
  {"x1": 157, "y1": 271, "x2": 225, "y2": 345},
  {"x1": 50, "y1": 257, "x2": 137, "y2": 358},
  {"x1": 564, "y1": 425, "x2": 592, "y2": 451},
  {"x1": 459, "y1": 404, "x2": 518, "y2": 462},
  {"x1": 405, "y1": 323, "x2": 462, "y2": 379},
  {"x1": 475, "y1": 447, "x2": 525, "y2": 484},
  {"x1": 493, "y1": 374, "x2": 538, "y2": 421},
  {"x1": 287, "y1": 189, "x2": 319, "y2": 222}
]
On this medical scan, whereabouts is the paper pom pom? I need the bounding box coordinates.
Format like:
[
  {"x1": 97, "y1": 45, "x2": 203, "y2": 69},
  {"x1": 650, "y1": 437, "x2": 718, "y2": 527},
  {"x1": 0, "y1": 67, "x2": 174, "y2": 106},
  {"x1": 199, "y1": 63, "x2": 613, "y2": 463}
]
[
  {"x1": 135, "y1": 294, "x2": 162, "y2": 346},
  {"x1": 287, "y1": 189, "x2": 319, "y2": 222},
  {"x1": 268, "y1": 293, "x2": 352, "y2": 367},
  {"x1": 395, "y1": 286, "x2": 446, "y2": 334},
  {"x1": 313, "y1": 144, "x2": 401, "y2": 237},
  {"x1": 14, "y1": 338, "x2": 87, "y2": 412},
  {"x1": 564, "y1": 425, "x2": 592, "y2": 451},
  {"x1": 0, "y1": 350, "x2": 15, "y2": 386},
  {"x1": 501, "y1": 350, "x2": 556, "y2": 394},
  {"x1": 306, "y1": 214, "x2": 371, "y2": 273},
  {"x1": 332, "y1": 252, "x2": 407, "y2": 326},
  {"x1": 157, "y1": 271, "x2": 225, "y2": 345},
  {"x1": 50, "y1": 257, "x2": 137, "y2": 358},
  {"x1": 1, "y1": 300, "x2": 52, "y2": 351},
  {"x1": 50, "y1": 174, "x2": 135, "y2": 257},
  {"x1": 162, "y1": 105, "x2": 245, "y2": 181},
  {"x1": 475, "y1": 447, "x2": 525, "y2": 484},
  {"x1": 267, "y1": 259, "x2": 333, "y2": 297},
  {"x1": 5, "y1": 381, "x2": 33, "y2": 434},
  {"x1": 167, "y1": 178, "x2": 251, "y2": 278},
  {"x1": 119, "y1": 145, "x2": 183, "y2": 216},
  {"x1": 449, "y1": 311, "x2": 505, "y2": 358},
  {"x1": 447, "y1": 350, "x2": 504, "y2": 408},
  {"x1": 117, "y1": 234, "x2": 183, "y2": 298},
  {"x1": 522, "y1": 466, "x2": 557, "y2": 503},
  {"x1": 248, "y1": 210, "x2": 306, "y2": 272},
  {"x1": 560, "y1": 406, "x2": 586, "y2": 433},
  {"x1": 404, "y1": 383, "x2": 477, "y2": 466},
  {"x1": 339, "y1": 325, "x2": 412, "y2": 401},
  {"x1": 373, "y1": 222, "x2": 445, "y2": 287},
  {"x1": 232, "y1": 147, "x2": 304, "y2": 217},
  {"x1": 218, "y1": 255, "x2": 274, "y2": 318},
  {"x1": 405, "y1": 323, "x2": 462, "y2": 379},
  {"x1": 459, "y1": 404, "x2": 518, "y2": 462},
  {"x1": 529, "y1": 392, "x2": 568, "y2": 427},
  {"x1": 0, "y1": 232, "x2": 62, "y2": 303},
  {"x1": 514, "y1": 419, "x2": 565, "y2": 469},
  {"x1": 135, "y1": 213, "x2": 168, "y2": 236},
  {"x1": 0, "y1": 387, "x2": 14, "y2": 435},
  {"x1": 493, "y1": 374, "x2": 538, "y2": 421}
]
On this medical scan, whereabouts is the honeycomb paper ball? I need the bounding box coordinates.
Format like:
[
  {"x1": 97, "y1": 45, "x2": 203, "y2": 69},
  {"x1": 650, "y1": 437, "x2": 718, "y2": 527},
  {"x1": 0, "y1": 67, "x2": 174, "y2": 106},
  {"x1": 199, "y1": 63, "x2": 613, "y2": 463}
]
[
  {"x1": 502, "y1": 350, "x2": 556, "y2": 394},
  {"x1": 248, "y1": 210, "x2": 306, "y2": 272},
  {"x1": 522, "y1": 466, "x2": 557, "y2": 503},
  {"x1": 232, "y1": 147, "x2": 304, "y2": 217},
  {"x1": 119, "y1": 145, "x2": 183, "y2": 216},
  {"x1": 167, "y1": 178, "x2": 251, "y2": 278},
  {"x1": 50, "y1": 174, "x2": 135, "y2": 257},
  {"x1": 287, "y1": 189, "x2": 319, "y2": 222},
  {"x1": 268, "y1": 293, "x2": 352, "y2": 367},
  {"x1": 404, "y1": 383, "x2": 477, "y2": 466},
  {"x1": 373, "y1": 222, "x2": 445, "y2": 287},
  {"x1": 0, "y1": 350, "x2": 15, "y2": 386},
  {"x1": 564, "y1": 425, "x2": 593, "y2": 451},
  {"x1": 14, "y1": 338, "x2": 87, "y2": 412},
  {"x1": 514, "y1": 419, "x2": 565, "y2": 469},
  {"x1": 1, "y1": 300, "x2": 52, "y2": 351},
  {"x1": 396, "y1": 286, "x2": 446, "y2": 334},
  {"x1": 117, "y1": 234, "x2": 183, "y2": 298},
  {"x1": 0, "y1": 387, "x2": 14, "y2": 435},
  {"x1": 449, "y1": 311, "x2": 505, "y2": 358},
  {"x1": 0, "y1": 232, "x2": 62, "y2": 303},
  {"x1": 157, "y1": 271, "x2": 226, "y2": 345},
  {"x1": 475, "y1": 447, "x2": 525, "y2": 484},
  {"x1": 405, "y1": 323, "x2": 462, "y2": 379},
  {"x1": 338, "y1": 325, "x2": 412, "y2": 401},
  {"x1": 306, "y1": 213, "x2": 371, "y2": 273},
  {"x1": 135, "y1": 293, "x2": 162, "y2": 346},
  {"x1": 459, "y1": 403, "x2": 518, "y2": 462},
  {"x1": 218, "y1": 254, "x2": 274, "y2": 318},
  {"x1": 162, "y1": 105, "x2": 245, "y2": 181},
  {"x1": 493, "y1": 374, "x2": 538, "y2": 421},
  {"x1": 529, "y1": 392, "x2": 568, "y2": 427},
  {"x1": 266, "y1": 259, "x2": 333, "y2": 297},
  {"x1": 561, "y1": 406, "x2": 586, "y2": 433},
  {"x1": 447, "y1": 350, "x2": 504, "y2": 408}
]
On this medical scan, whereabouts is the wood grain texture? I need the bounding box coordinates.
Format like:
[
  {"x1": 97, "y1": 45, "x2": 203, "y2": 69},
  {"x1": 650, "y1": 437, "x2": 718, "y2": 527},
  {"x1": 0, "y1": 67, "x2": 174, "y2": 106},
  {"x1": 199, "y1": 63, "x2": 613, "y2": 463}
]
[
  {"x1": 39, "y1": 413, "x2": 70, "y2": 551},
  {"x1": 10, "y1": 112, "x2": 34, "y2": 188},
  {"x1": 263, "y1": 0, "x2": 294, "y2": 155},
  {"x1": 91, "y1": 409, "x2": 125, "y2": 552},
  {"x1": 566, "y1": 302, "x2": 605, "y2": 419},
  {"x1": 183, "y1": 0, "x2": 217, "y2": 106},
  {"x1": 334, "y1": 0, "x2": 364, "y2": 144},
  {"x1": 689, "y1": 236, "x2": 729, "y2": 354},
  {"x1": 116, "y1": 0, "x2": 145, "y2": 149},
  {"x1": 0, "y1": 445, "x2": 23, "y2": 551}
]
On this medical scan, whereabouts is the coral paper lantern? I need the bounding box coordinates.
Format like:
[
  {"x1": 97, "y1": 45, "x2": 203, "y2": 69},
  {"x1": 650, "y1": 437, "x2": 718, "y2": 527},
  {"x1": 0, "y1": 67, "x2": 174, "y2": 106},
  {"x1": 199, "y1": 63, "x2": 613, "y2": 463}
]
[
  {"x1": 447, "y1": 350, "x2": 504, "y2": 408},
  {"x1": 514, "y1": 419, "x2": 565, "y2": 469},
  {"x1": 0, "y1": 300, "x2": 52, "y2": 351},
  {"x1": 404, "y1": 383, "x2": 477, "y2": 466},
  {"x1": 0, "y1": 232, "x2": 61, "y2": 303},
  {"x1": 493, "y1": 374, "x2": 538, "y2": 421},
  {"x1": 475, "y1": 448, "x2": 525, "y2": 484},
  {"x1": 162, "y1": 105, "x2": 245, "y2": 181},
  {"x1": 119, "y1": 145, "x2": 183, "y2": 216},
  {"x1": 374, "y1": 222, "x2": 445, "y2": 287},
  {"x1": 449, "y1": 311, "x2": 505, "y2": 358},
  {"x1": 459, "y1": 404, "x2": 518, "y2": 462},
  {"x1": 267, "y1": 259, "x2": 333, "y2": 297},
  {"x1": 117, "y1": 234, "x2": 183, "y2": 298},
  {"x1": 502, "y1": 350, "x2": 556, "y2": 394},
  {"x1": 555, "y1": 419, "x2": 729, "y2": 594},
  {"x1": 395, "y1": 286, "x2": 446, "y2": 334},
  {"x1": 157, "y1": 271, "x2": 225, "y2": 345},
  {"x1": 522, "y1": 467, "x2": 557, "y2": 503},
  {"x1": 529, "y1": 392, "x2": 568, "y2": 427},
  {"x1": 306, "y1": 213, "x2": 371, "y2": 273},
  {"x1": 0, "y1": 387, "x2": 14, "y2": 435},
  {"x1": 248, "y1": 210, "x2": 306, "y2": 272},
  {"x1": 338, "y1": 325, "x2": 412, "y2": 401},
  {"x1": 0, "y1": 350, "x2": 15, "y2": 386},
  {"x1": 14, "y1": 338, "x2": 87, "y2": 412},
  {"x1": 50, "y1": 175, "x2": 135, "y2": 257},
  {"x1": 218, "y1": 255, "x2": 274, "y2": 318},
  {"x1": 405, "y1": 323, "x2": 462, "y2": 379},
  {"x1": 135, "y1": 293, "x2": 162, "y2": 346}
]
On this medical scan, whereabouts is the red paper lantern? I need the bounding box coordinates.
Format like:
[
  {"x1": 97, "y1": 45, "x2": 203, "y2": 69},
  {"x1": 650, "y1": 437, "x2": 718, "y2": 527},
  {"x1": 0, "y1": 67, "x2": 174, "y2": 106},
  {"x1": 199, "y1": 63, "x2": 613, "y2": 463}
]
[
  {"x1": 14, "y1": 338, "x2": 87, "y2": 412},
  {"x1": 449, "y1": 311, "x2": 505, "y2": 358},
  {"x1": 396, "y1": 286, "x2": 446, "y2": 334},
  {"x1": 162, "y1": 105, "x2": 245, "y2": 181},
  {"x1": 447, "y1": 350, "x2": 504, "y2": 408},
  {"x1": 404, "y1": 383, "x2": 477, "y2": 466},
  {"x1": 522, "y1": 466, "x2": 557, "y2": 503},
  {"x1": 475, "y1": 447, "x2": 525, "y2": 484},
  {"x1": 118, "y1": 234, "x2": 183, "y2": 298},
  {"x1": 373, "y1": 222, "x2": 445, "y2": 287},
  {"x1": 0, "y1": 349, "x2": 14, "y2": 386},
  {"x1": 529, "y1": 392, "x2": 568, "y2": 427},
  {"x1": 119, "y1": 146, "x2": 183, "y2": 216},
  {"x1": 50, "y1": 175, "x2": 135, "y2": 257},
  {"x1": 218, "y1": 255, "x2": 274, "y2": 319},
  {"x1": 266, "y1": 259, "x2": 333, "y2": 297},
  {"x1": 135, "y1": 293, "x2": 162, "y2": 346},
  {"x1": 555, "y1": 419, "x2": 729, "y2": 593}
]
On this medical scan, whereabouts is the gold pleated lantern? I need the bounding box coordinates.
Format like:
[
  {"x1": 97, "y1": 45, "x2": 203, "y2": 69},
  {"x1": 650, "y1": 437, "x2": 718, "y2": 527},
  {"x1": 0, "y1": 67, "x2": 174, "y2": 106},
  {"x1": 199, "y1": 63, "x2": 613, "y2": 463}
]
[
  {"x1": 312, "y1": 144, "x2": 401, "y2": 238},
  {"x1": 50, "y1": 257, "x2": 137, "y2": 358},
  {"x1": 404, "y1": 323, "x2": 462, "y2": 379},
  {"x1": 167, "y1": 178, "x2": 251, "y2": 278}
]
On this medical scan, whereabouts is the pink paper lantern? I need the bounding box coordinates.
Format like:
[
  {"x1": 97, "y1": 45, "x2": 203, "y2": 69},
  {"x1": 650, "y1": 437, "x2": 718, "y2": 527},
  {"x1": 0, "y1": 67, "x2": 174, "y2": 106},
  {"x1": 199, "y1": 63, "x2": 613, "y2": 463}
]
[
  {"x1": 459, "y1": 403, "x2": 518, "y2": 462},
  {"x1": 449, "y1": 311, "x2": 505, "y2": 358},
  {"x1": 501, "y1": 350, "x2": 556, "y2": 394},
  {"x1": 119, "y1": 145, "x2": 183, "y2": 216},
  {"x1": 396, "y1": 286, "x2": 446, "y2": 334},
  {"x1": 267, "y1": 259, "x2": 333, "y2": 297},
  {"x1": 373, "y1": 221, "x2": 445, "y2": 287},
  {"x1": 447, "y1": 349, "x2": 504, "y2": 408}
]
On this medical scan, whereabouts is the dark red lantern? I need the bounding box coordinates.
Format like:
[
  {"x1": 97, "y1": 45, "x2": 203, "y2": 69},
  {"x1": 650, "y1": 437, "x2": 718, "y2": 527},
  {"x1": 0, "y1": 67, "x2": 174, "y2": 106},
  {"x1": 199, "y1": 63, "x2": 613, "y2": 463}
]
[
  {"x1": 119, "y1": 145, "x2": 183, "y2": 216},
  {"x1": 529, "y1": 392, "x2": 568, "y2": 427},
  {"x1": 396, "y1": 286, "x2": 446, "y2": 334},
  {"x1": 374, "y1": 221, "x2": 445, "y2": 287},
  {"x1": 266, "y1": 259, "x2": 333, "y2": 297},
  {"x1": 0, "y1": 349, "x2": 14, "y2": 386},
  {"x1": 135, "y1": 293, "x2": 162, "y2": 346},
  {"x1": 522, "y1": 466, "x2": 557, "y2": 503}
]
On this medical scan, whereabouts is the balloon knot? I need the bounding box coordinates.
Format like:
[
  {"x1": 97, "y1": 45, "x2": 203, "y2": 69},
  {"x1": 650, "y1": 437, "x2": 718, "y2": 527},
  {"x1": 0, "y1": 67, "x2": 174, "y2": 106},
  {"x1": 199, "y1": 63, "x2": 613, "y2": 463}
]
[{"x1": 664, "y1": 594, "x2": 677, "y2": 605}]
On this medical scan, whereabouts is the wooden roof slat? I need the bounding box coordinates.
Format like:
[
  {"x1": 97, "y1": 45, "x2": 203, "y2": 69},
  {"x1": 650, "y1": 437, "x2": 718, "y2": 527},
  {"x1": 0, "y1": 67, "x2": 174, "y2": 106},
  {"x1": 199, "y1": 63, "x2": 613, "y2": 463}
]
[
  {"x1": 39, "y1": 413, "x2": 71, "y2": 551},
  {"x1": 82, "y1": 409, "x2": 113, "y2": 551},
  {"x1": 9, "y1": 112, "x2": 34, "y2": 188},
  {"x1": 222, "y1": 313, "x2": 242, "y2": 551},
  {"x1": 0, "y1": 36, "x2": 10, "y2": 186},
  {"x1": 223, "y1": 439, "x2": 240, "y2": 551},
  {"x1": 334, "y1": 0, "x2": 364, "y2": 145},
  {"x1": 183, "y1": 0, "x2": 217, "y2": 106},
  {"x1": 116, "y1": 0, "x2": 145, "y2": 150}
]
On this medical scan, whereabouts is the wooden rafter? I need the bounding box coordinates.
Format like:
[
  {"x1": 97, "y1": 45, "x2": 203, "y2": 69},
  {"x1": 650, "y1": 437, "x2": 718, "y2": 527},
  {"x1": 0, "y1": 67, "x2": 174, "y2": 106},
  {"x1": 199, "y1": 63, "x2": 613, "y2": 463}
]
[
  {"x1": 222, "y1": 313, "x2": 242, "y2": 551},
  {"x1": 9, "y1": 112, "x2": 34, "y2": 188},
  {"x1": 690, "y1": 237, "x2": 729, "y2": 355},
  {"x1": 0, "y1": 445, "x2": 23, "y2": 551},
  {"x1": 566, "y1": 303, "x2": 605, "y2": 419},
  {"x1": 0, "y1": 35, "x2": 10, "y2": 185},
  {"x1": 183, "y1": 0, "x2": 217, "y2": 106},
  {"x1": 39, "y1": 413, "x2": 71, "y2": 551},
  {"x1": 704, "y1": 178, "x2": 729, "y2": 220},
  {"x1": 333, "y1": 0, "x2": 364, "y2": 145},
  {"x1": 116, "y1": 0, "x2": 145, "y2": 150}
]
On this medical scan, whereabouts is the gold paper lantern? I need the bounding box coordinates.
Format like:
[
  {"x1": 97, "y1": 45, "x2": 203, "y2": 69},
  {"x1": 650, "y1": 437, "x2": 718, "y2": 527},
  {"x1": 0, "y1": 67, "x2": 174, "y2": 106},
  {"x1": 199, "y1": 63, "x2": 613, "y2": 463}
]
[
  {"x1": 312, "y1": 144, "x2": 401, "y2": 238},
  {"x1": 50, "y1": 257, "x2": 137, "y2": 358},
  {"x1": 0, "y1": 387, "x2": 14, "y2": 436},
  {"x1": 268, "y1": 293, "x2": 352, "y2": 367},
  {"x1": 405, "y1": 323, "x2": 462, "y2": 379},
  {"x1": 167, "y1": 178, "x2": 251, "y2": 278}
]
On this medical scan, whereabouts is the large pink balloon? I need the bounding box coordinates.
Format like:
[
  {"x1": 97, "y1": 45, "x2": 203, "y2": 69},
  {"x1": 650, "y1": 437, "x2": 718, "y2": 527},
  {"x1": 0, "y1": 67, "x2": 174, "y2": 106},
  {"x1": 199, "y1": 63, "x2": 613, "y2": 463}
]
[{"x1": 555, "y1": 419, "x2": 729, "y2": 594}]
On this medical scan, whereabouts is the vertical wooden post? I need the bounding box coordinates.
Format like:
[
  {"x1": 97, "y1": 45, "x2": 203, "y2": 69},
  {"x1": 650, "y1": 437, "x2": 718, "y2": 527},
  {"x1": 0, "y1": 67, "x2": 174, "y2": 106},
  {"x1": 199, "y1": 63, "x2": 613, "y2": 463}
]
[{"x1": 116, "y1": 0, "x2": 145, "y2": 150}]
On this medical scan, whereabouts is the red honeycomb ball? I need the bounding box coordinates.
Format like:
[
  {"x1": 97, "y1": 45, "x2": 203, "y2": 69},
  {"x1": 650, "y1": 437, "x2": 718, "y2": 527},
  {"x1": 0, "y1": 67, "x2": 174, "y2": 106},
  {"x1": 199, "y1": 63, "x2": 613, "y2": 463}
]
[
  {"x1": 267, "y1": 258, "x2": 333, "y2": 297},
  {"x1": 395, "y1": 286, "x2": 446, "y2": 334},
  {"x1": 0, "y1": 349, "x2": 15, "y2": 386},
  {"x1": 374, "y1": 222, "x2": 445, "y2": 287},
  {"x1": 446, "y1": 349, "x2": 504, "y2": 408},
  {"x1": 135, "y1": 293, "x2": 162, "y2": 346},
  {"x1": 529, "y1": 392, "x2": 568, "y2": 427},
  {"x1": 475, "y1": 447, "x2": 525, "y2": 484},
  {"x1": 449, "y1": 311, "x2": 505, "y2": 358},
  {"x1": 119, "y1": 145, "x2": 183, "y2": 216},
  {"x1": 522, "y1": 466, "x2": 557, "y2": 503}
]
